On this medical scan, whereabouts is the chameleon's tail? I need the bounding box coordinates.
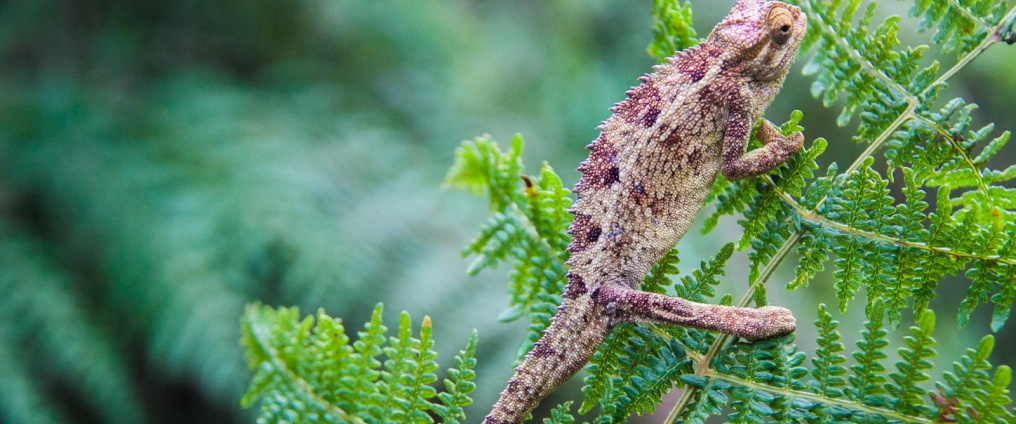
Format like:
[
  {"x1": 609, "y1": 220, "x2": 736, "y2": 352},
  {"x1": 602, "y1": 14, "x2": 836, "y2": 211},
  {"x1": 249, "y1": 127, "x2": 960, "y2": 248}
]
[{"x1": 482, "y1": 297, "x2": 612, "y2": 424}]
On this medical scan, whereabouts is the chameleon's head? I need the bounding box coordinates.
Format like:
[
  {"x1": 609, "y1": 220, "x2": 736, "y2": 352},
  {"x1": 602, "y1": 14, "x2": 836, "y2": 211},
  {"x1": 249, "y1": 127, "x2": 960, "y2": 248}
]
[{"x1": 708, "y1": 0, "x2": 807, "y2": 81}]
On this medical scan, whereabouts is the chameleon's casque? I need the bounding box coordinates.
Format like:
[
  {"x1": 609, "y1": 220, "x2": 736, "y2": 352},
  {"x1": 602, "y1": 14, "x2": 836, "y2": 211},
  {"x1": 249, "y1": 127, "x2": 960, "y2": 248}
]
[{"x1": 483, "y1": 1, "x2": 807, "y2": 423}]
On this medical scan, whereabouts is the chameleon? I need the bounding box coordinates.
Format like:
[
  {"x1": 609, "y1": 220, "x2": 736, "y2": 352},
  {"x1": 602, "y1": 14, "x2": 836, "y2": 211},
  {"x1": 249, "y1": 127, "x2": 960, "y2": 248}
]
[{"x1": 482, "y1": 1, "x2": 807, "y2": 423}]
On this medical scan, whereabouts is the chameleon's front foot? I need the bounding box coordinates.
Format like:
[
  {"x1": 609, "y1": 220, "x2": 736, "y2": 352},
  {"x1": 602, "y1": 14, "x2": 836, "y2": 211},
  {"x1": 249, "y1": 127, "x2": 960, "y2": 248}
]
[{"x1": 593, "y1": 285, "x2": 796, "y2": 340}]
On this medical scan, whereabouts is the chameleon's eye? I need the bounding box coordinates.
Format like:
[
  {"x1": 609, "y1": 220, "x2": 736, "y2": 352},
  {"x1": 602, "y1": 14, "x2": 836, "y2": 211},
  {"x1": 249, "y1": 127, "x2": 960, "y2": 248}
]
[{"x1": 768, "y1": 7, "x2": 794, "y2": 45}]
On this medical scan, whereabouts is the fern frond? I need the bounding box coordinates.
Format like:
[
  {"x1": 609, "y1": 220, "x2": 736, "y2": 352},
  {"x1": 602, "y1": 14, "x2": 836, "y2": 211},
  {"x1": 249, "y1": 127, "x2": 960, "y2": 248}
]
[
  {"x1": 609, "y1": 328, "x2": 692, "y2": 420},
  {"x1": 647, "y1": 0, "x2": 699, "y2": 62},
  {"x1": 643, "y1": 248, "x2": 681, "y2": 295},
  {"x1": 988, "y1": 231, "x2": 1016, "y2": 331},
  {"x1": 939, "y1": 336, "x2": 993, "y2": 405},
  {"x1": 675, "y1": 243, "x2": 732, "y2": 304},
  {"x1": 0, "y1": 231, "x2": 144, "y2": 424},
  {"x1": 298, "y1": 309, "x2": 353, "y2": 409},
  {"x1": 676, "y1": 377, "x2": 731, "y2": 424},
  {"x1": 241, "y1": 304, "x2": 478, "y2": 424},
  {"x1": 748, "y1": 217, "x2": 794, "y2": 289},
  {"x1": 339, "y1": 303, "x2": 387, "y2": 416},
  {"x1": 0, "y1": 322, "x2": 67, "y2": 424},
  {"x1": 703, "y1": 174, "x2": 756, "y2": 235},
  {"x1": 447, "y1": 135, "x2": 572, "y2": 361},
  {"x1": 542, "y1": 401, "x2": 577, "y2": 424},
  {"x1": 884, "y1": 168, "x2": 930, "y2": 324},
  {"x1": 403, "y1": 317, "x2": 441, "y2": 424},
  {"x1": 667, "y1": 303, "x2": 1011, "y2": 424},
  {"x1": 242, "y1": 304, "x2": 366, "y2": 424},
  {"x1": 444, "y1": 134, "x2": 524, "y2": 210},
  {"x1": 580, "y1": 325, "x2": 634, "y2": 415},
  {"x1": 791, "y1": 225, "x2": 832, "y2": 290},
  {"x1": 957, "y1": 219, "x2": 1009, "y2": 328},
  {"x1": 371, "y1": 312, "x2": 419, "y2": 423},
  {"x1": 847, "y1": 300, "x2": 891, "y2": 405},
  {"x1": 962, "y1": 366, "x2": 1014, "y2": 423},
  {"x1": 810, "y1": 304, "x2": 848, "y2": 421},
  {"x1": 434, "y1": 330, "x2": 478, "y2": 424},
  {"x1": 909, "y1": 0, "x2": 1011, "y2": 55},
  {"x1": 886, "y1": 310, "x2": 937, "y2": 417},
  {"x1": 798, "y1": 0, "x2": 924, "y2": 133},
  {"x1": 737, "y1": 114, "x2": 824, "y2": 251}
]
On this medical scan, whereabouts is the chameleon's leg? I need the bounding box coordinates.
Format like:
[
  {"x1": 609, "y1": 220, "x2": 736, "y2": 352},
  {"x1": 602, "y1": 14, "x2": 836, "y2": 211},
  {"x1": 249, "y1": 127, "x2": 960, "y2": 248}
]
[
  {"x1": 592, "y1": 284, "x2": 795, "y2": 340},
  {"x1": 722, "y1": 115, "x2": 804, "y2": 181}
]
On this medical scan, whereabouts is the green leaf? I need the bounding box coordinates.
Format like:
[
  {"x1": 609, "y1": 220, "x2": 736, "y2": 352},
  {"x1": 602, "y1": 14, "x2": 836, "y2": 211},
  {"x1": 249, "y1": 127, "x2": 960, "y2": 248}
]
[
  {"x1": 647, "y1": 0, "x2": 699, "y2": 62},
  {"x1": 543, "y1": 401, "x2": 576, "y2": 424},
  {"x1": 241, "y1": 304, "x2": 478, "y2": 424},
  {"x1": 435, "y1": 330, "x2": 478, "y2": 424}
]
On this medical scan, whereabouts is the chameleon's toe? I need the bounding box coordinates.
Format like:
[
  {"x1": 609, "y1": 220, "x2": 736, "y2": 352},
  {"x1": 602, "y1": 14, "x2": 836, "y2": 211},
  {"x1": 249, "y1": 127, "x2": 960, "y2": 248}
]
[
  {"x1": 754, "y1": 306, "x2": 797, "y2": 339},
  {"x1": 779, "y1": 132, "x2": 805, "y2": 153}
]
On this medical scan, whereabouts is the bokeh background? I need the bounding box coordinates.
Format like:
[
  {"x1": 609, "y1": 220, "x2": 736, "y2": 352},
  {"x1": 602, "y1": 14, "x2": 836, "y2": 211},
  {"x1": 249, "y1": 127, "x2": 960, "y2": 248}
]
[{"x1": 0, "y1": 0, "x2": 1013, "y2": 423}]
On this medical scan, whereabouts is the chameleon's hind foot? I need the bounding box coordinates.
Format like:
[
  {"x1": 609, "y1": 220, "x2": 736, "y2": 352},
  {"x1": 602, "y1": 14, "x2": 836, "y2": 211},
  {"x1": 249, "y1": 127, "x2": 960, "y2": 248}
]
[
  {"x1": 593, "y1": 284, "x2": 796, "y2": 340},
  {"x1": 742, "y1": 305, "x2": 796, "y2": 340}
]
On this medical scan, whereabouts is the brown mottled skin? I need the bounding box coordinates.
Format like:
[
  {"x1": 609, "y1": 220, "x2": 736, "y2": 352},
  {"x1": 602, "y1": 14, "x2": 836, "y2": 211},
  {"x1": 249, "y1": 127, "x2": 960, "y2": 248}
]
[{"x1": 483, "y1": 1, "x2": 807, "y2": 423}]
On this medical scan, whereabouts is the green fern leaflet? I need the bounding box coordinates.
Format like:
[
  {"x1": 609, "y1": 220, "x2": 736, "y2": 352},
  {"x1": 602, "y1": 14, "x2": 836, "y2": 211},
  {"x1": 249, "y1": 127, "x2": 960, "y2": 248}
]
[{"x1": 240, "y1": 304, "x2": 478, "y2": 424}]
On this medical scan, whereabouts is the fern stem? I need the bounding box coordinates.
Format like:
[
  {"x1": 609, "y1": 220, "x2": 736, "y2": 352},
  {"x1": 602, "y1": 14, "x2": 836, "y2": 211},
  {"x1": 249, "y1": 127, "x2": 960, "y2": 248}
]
[
  {"x1": 944, "y1": 0, "x2": 995, "y2": 32},
  {"x1": 761, "y1": 174, "x2": 1015, "y2": 266},
  {"x1": 918, "y1": 115, "x2": 996, "y2": 203},
  {"x1": 846, "y1": 101, "x2": 918, "y2": 176},
  {"x1": 665, "y1": 384, "x2": 696, "y2": 424},
  {"x1": 703, "y1": 372, "x2": 934, "y2": 424},
  {"x1": 929, "y1": 4, "x2": 1015, "y2": 91}
]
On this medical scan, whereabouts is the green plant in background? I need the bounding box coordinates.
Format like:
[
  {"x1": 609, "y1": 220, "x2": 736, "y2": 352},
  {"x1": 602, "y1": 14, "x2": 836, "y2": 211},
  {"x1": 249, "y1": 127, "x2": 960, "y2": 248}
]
[
  {"x1": 440, "y1": 0, "x2": 1016, "y2": 422},
  {"x1": 0, "y1": 231, "x2": 145, "y2": 424}
]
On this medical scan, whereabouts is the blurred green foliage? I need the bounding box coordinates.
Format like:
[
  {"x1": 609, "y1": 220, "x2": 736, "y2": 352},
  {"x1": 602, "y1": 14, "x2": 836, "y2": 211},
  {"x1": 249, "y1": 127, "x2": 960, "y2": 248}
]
[{"x1": 0, "y1": 0, "x2": 1015, "y2": 423}]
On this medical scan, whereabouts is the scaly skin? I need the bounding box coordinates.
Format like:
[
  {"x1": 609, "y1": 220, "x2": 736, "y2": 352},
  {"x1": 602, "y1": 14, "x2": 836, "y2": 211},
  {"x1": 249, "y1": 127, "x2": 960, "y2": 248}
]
[{"x1": 483, "y1": 1, "x2": 808, "y2": 423}]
